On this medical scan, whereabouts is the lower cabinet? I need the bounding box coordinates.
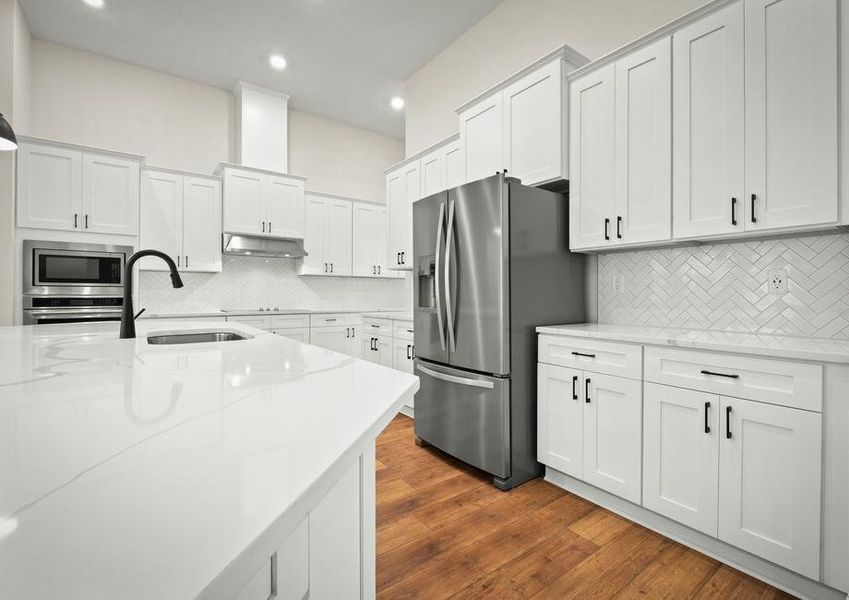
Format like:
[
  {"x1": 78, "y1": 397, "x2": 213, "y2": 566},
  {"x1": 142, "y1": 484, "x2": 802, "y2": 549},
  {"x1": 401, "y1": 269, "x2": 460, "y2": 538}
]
[
  {"x1": 272, "y1": 327, "x2": 310, "y2": 344},
  {"x1": 392, "y1": 338, "x2": 414, "y2": 374},
  {"x1": 362, "y1": 333, "x2": 392, "y2": 367},
  {"x1": 537, "y1": 364, "x2": 642, "y2": 503},
  {"x1": 643, "y1": 382, "x2": 822, "y2": 579},
  {"x1": 311, "y1": 325, "x2": 361, "y2": 358}
]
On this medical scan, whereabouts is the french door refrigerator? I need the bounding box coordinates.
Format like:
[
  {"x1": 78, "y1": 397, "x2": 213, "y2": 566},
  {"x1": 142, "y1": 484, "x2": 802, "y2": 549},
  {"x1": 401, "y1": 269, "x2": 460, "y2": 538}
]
[{"x1": 413, "y1": 173, "x2": 585, "y2": 490}]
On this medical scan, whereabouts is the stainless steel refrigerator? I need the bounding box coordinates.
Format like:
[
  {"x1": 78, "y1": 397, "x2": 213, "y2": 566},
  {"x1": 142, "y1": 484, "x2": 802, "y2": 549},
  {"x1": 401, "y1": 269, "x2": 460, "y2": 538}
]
[{"x1": 413, "y1": 173, "x2": 585, "y2": 490}]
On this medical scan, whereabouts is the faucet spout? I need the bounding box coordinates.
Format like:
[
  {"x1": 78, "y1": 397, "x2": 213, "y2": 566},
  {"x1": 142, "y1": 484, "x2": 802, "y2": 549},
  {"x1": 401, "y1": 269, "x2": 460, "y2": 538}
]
[{"x1": 120, "y1": 250, "x2": 183, "y2": 339}]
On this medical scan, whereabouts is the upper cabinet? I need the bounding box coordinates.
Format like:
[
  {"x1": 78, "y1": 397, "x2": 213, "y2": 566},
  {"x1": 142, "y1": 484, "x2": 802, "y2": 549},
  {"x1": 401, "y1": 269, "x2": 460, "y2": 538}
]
[
  {"x1": 219, "y1": 164, "x2": 305, "y2": 238},
  {"x1": 386, "y1": 160, "x2": 419, "y2": 270},
  {"x1": 352, "y1": 202, "x2": 399, "y2": 279},
  {"x1": 139, "y1": 168, "x2": 222, "y2": 273},
  {"x1": 459, "y1": 54, "x2": 580, "y2": 187},
  {"x1": 17, "y1": 138, "x2": 141, "y2": 236},
  {"x1": 299, "y1": 193, "x2": 352, "y2": 277},
  {"x1": 568, "y1": 0, "x2": 843, "y2": 251}
]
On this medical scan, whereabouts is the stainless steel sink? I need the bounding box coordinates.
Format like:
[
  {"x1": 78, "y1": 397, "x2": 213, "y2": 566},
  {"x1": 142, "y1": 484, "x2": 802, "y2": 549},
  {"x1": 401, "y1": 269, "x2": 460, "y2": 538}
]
[{"x1": 147, "y1": 332, "x2": 248, "y2": 345}]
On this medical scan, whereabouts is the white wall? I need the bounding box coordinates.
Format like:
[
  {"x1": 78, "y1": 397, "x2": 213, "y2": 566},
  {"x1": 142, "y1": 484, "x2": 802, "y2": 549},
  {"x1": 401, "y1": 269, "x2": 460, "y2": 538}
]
[
  {"x1": 404, "y1": 0, "x2": 705, "y2": 155},
  {"x1": 289, "y1": 109, "x2": 403, "y2": 202}
]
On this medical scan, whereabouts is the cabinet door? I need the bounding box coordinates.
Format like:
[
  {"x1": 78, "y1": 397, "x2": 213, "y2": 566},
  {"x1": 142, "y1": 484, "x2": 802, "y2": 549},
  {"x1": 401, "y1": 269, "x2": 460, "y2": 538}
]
[
  {"x1": 583, "y1": 372, "x2": 642, "y2": 503},
  {"x1": 345, "y1": 326, "x2": 362, "y2": 359},
  {"x1": 139, "y1": 170, "x2": 182, "y2": 271},
  {"x1": 420, "y1": 148, "x2": 445, "y2": 198},
  {"x1": 537, "y1": 363, "x2": 583, "y2": 479},
  {"x1": 718, "y1": 396, "x2": 821, "y2": 579},
  {"x1": 673, "y1": 3, "x2": 744, "y2": 239},
  {"x1": 310, "y1": 326, "x2": 349, "y2": 354},
  {"x1": 16, "y1": 142, "x2": 82, "y2": 231},
  {"x1": 443, "y1": 139, "x2": 465, "y2": 189},
  {"x1": 301, "y1": 194, "x2": 327, "y2": 275},
  {"x1": 182, "y1": 176, "x2": 222, "y2": 273},
  {"x1": 326, "y1": 199, "x2": 352, "y2": 276},
  {"x1": 744, "y1": 0, "x2": 838, "y2": 230},
  {"x1": 392, "y1": 338, "x2": 415, "y2": 374},
  {"x1": 460, "y1": 92, "x2": 504, "y2": 183},
  {"x1": 401, "y1": 162, "x2": 419, "y2": 267},
  {"x1": 569, "y1": 64, "x2": 615, "y2": 250},
  {"x1": 386, "y1": 168, "x2": 406, "y2": 268},
  {"x1": 503, "y1": 59, "x2": 563, "y2": 186},
  {"x1": 375, "y1": 334, "x2": 393, "y2": 368},
  {"x1": 352, "y1": 203, "x2": 377, "y2": 277},
  {"x1": 362, "y1": 335, "x2": 380, "y2": 364},
  {"x1": 642, "y1": 383, "x2": 719, "y2": 536},
  {"x1": 81, "y1": 152, "x2": 140, "y2": 235},
  {"x1": 614, "y1": 38, "x2": 672, "y2": 245},
  {"x1": 223, "y1": 168, "x2": 264, "y2": 235},
  {"x1": 266, "y1": 175, "x2": 304, "y2": 238},
  {"x1": 272, "y1": 328, "x2": 310, "y2": 344},
  {"x1": 373, "y1": 207, "x2": 399, "y2": 278},
  {"x1": 309, "y1": 460, "x2": 361, "y2": 599}
]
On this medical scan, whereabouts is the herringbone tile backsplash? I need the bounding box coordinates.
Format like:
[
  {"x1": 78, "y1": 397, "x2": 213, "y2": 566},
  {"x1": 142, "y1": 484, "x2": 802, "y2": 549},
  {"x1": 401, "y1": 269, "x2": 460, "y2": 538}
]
[{"x1": 598, "y1": 233, "x2": 849, "y2": 339}]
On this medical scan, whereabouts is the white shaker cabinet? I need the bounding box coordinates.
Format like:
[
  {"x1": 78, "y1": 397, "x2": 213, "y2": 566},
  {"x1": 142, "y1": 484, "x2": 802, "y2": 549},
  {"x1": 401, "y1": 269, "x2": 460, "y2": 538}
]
[
  {"x1": 362, "y1": 333, "x2": 392, "y2": 368},
  {"x1": 672, "y1": 2, "x2": 745, "y2": 239},
  {"x1": 140, "y1": 169, "x2": 221, "y2": 273},
  {"x1": 17, "y1": 138, "x2": 141, "y2": 235},
  {"x1": 537, "y1": 363, "x2": 584, "y2": 479},
  {"x1": 386, "y1": 162, "x2": 417, "y2": 269},
  {"x1": 569, "y1": 64, "x2": 616, "y2": 249},
  {"x1": 443, "y1": 139, "x2": 465, "y2": 190},
  {"x1": 459, "y1": 92, "x2": 504, "y2": 184},
  {"x1": 300, "y1": 194, "x2": 352, "y2": 276},
  {"x1": 220, "y1": 164, "x2": 305, "y2": 238},
  {"x1": 743, "y1": 0, "x2": 838, "y2": 231},
  {"x1": 392, "y1": 338, "x2": 415, "y2": 375},
  {"x1": 503, "y1": 58, "x2": 565, "y2": 186},
  {"x1": 613, "y1": 37, "x2": 671, "y2": 245},
  {"x1": 643, "y1": 383, "x2": 719, "y2": 536},
  {"x1": 419, "y1": 147, "x2": 445, "y2": 199},
  {"x1": 352, "y1": 203, "x2": 398, "y2": 278},
  {"x1": 718, "y1": 396, "x2": 822, "y2": 580}
]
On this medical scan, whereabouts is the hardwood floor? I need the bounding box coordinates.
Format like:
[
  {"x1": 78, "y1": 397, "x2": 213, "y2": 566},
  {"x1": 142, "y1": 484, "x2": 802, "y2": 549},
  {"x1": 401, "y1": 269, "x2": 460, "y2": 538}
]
[{"x1": 376, "y1": 415, "x2": 795, "y2": 599}]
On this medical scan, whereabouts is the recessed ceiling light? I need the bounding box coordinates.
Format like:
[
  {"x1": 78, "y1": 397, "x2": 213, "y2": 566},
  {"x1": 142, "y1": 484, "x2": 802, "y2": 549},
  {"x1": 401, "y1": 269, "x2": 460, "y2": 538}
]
[
  {"x1": 81, "y1": 0, "x2": 105, "y2": 8},
  {"x1": 269, "y1": 54, "x2": 287, "y2": 71},
  {"x1": 390, "y1": 97, "x2": 405, "y2": 111}
]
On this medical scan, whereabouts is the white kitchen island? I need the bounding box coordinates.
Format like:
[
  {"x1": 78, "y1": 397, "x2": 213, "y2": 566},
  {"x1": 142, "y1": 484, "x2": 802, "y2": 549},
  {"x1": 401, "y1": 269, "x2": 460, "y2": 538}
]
[{"x1": 0, "y1": 321, "x2": 418, "y2": 600}]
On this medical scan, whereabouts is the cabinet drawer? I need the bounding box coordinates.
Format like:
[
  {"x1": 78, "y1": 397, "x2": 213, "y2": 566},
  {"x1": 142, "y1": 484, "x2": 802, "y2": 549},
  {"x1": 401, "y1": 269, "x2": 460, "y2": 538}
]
[
  {"x1": 393, "y1": 321, "x2": 414, "y2": 341},
  {"x1": 269, "y1": 314, "x2": 310, "y2": 329},
  {"x1": 538, "y1": 335, "x2": 642, "y2": 379},
  {"x1": 644, "y1": 347, "x2": 822, "y2": 412},
  {"x1": 310, "y1": 313, "x2": 362, "y2": 327},
  {"x1": 363, "y1": 317, "x2": 392, "y2": 334}
]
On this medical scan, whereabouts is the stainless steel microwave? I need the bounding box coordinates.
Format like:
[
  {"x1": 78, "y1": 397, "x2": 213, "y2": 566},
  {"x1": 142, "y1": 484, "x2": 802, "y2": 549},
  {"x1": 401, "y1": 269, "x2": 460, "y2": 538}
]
[{"x1": 23, "y1": 240, "x2": 133, "y2": 297}]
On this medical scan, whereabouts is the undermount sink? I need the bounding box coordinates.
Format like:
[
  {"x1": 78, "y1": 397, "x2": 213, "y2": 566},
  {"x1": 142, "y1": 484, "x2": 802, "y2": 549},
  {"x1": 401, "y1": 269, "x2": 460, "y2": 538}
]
[{"x1": 147, "y1": 332, "x2": 248, "y2": 345}]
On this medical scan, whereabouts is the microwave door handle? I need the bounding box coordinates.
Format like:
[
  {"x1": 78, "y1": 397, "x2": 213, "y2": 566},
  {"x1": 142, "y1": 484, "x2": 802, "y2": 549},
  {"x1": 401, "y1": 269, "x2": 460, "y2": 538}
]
[
  {"x1": 444, "y1": 199, "x2": 457, "y2": 353},
  {"x1": 434, "y1": 201, "x2": 446, "y2": 351}
]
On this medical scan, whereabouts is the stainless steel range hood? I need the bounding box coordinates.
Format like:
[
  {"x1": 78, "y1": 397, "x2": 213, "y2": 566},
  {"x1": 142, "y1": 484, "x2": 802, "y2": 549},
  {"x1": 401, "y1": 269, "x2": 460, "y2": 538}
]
[{"x1": 222, "y1": 234, "x2": 308, "y2": 258}]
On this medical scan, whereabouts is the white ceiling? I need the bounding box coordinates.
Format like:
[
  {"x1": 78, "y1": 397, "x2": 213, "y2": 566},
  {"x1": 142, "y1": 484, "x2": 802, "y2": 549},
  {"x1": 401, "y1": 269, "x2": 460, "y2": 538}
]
[{"x1": 19, "y1": 0, "x2": 504, "y2": 138}]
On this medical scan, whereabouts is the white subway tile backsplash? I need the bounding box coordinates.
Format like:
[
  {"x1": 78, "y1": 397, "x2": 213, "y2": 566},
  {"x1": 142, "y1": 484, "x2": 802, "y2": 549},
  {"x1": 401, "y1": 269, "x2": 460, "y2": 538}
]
[
  {"x1": 138, "y1": 256, "x2": 406, "y2": 314},
  {"x1": 598, "y1": 233, "x2": 849, "y2": 339}
]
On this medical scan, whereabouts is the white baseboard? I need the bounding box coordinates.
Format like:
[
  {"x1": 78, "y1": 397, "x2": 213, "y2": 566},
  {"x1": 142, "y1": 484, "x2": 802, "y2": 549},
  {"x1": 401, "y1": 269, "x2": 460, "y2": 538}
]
[
  {"x1": 397, "y1": 405, "x2": 413, "y2": 418},
  {"x1": 545, "y1": 468, "x2": 848, "y2": 600}
]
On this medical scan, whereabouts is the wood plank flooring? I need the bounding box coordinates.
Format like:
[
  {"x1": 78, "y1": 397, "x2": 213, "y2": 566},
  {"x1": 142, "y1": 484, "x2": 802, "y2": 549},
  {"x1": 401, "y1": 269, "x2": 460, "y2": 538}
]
[{"x1": 376, "y1": 415, "x2": 795, "y2": 599}]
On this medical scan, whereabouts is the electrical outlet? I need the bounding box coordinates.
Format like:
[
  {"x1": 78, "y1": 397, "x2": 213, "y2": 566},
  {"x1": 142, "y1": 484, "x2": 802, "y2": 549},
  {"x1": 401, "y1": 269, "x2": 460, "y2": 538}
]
[
  {"x1": 768, "y1": 269, "x2": 788, "y2": 295},
  {"x1": 610, "y1": 274, "x2": 625, "y2": 295}
]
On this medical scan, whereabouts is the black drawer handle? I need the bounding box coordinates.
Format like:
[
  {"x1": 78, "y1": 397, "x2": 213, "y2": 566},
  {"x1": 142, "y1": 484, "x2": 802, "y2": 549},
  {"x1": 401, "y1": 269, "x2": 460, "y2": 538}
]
[
  {"x1": 700, "y1": 369, "x2": 739, "y2": 379},
  {"x1": 616, "y1": 216, "x2": 622, "y2": 239},
  {"x1": 751, "y1": 194, "x2": 757, "y2": 223},
  {"x1": 572, "y1": 351, "x2": 596, "y2": 358},
  {"x1": 371, "y1": 324, "x2": 380, "y2": 328},
  {"x1": 604, "y1": 218, "x2": 610, "y2": 241},
  {"x1": 704, "y1": 401, "x2": 711, "y2": 434},
  {"x1": 585, "y1": 378, "x2": 591, "y2": 403},
  {"x1": 731, "y1": 197, "x2": 737, "y2": 226},
  {"x1": 726, "y1": 406, "x2": 733, "y2": 439},
  {"x1": 572, "y1": 375, "x2": 578, "y2": 400}
]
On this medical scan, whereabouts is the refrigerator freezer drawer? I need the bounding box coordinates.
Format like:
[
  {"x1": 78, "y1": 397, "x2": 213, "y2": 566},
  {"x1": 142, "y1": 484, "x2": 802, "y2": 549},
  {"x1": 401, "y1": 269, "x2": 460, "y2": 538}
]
[{"x1": 413, "y1": 360, "x2": 510, "y2": 479}]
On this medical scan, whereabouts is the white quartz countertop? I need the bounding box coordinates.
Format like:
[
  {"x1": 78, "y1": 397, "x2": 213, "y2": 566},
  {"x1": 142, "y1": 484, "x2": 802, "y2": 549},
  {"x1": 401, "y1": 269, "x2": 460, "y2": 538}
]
[
  {"x1": 362, "y1": 311, "x2": 413, "y2": 322},
  {"x1": 536, "y1": 323, "x2": 849, "y2": 364},
  {"x1": 142, "y1": 307, "x2": 409, "y2": 319},
  {"x1": 0, "y1": 321, "x2": 419, "y2": 599}
]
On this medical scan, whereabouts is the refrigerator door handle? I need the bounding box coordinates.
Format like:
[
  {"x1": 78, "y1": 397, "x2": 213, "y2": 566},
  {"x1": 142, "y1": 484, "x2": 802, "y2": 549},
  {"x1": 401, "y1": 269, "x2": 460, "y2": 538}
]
[
  {"x1": 434, "y1": 201, "x2": 447, "y2": 351},
  {"x1": 444, "y1": 199, "x2": 457, "y2": 353},
  {"x1": 417, "y1": 364, "x2": 494, "y2": 389}
]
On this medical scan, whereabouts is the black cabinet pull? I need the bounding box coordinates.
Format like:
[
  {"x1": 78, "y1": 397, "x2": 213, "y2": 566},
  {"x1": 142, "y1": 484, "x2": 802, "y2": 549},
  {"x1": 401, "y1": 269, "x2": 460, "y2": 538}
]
[
  {"x1": 177, "y1": 255, "x2": 180, "y2": 268},
  {"x1": 185, "y1": 256, "x2": 188, "y2": 268},
  {"x1": 401, "y1": 251, "x2": 405, "y2": 264},
  {"x1": 396, "y1": 252, "x2": 401, "y2": 265},
  {"x1": 85, "y1": 214, "x2": 89, "y2": 229},
  {"x1": 751, "y1": 194, "x2": 757, "y2": 223},
  {"x1": 616, "y1": 216, "x2": 622, "y2": 239},
  {"x1": 604, "y1": 218, "x2": 610, "y2": 241},
  {"x1": 351, "y1": 328, "x2": 355, "y2": 338},
  {"x1": 704, "y1": 401, "x2": 711, "y2": 434},
  {"x1": 700, "y1": 369, "x2": 739, "y2": 379},
  {"x1": 370, "y1": 324, "x2": 380, "y2": 328},
  {"x1": 372, "y1": 266, "x2": 376, "y2": 274},
  {"x1": 406, "y1": 344, "x2": 411, "y2": 359},
  {"x1": 411, "y1": 344, "x2": 414, "y2": 359},
  {"x1": 74, "y1": 213, "x2": 78, "y2": 228},
  {"x1": 324, "y1": 262, "x2": 328, "y2": 273},
  {"x1": 378, "y1": 266, "x2": 381, "y2": 275},
  {"x1": 571, "y1": 351, "x2": 596, "y2": 358},
  {"x1": 572, "y1": 375, "x2": 578, "y2": 400},
  {"x1": 262, "y1": 221, "x2": 265, "y2": 233},
  {"x1": 268, "y1": 221, "x2": 272, "y2": 234},
  {"x1": 726, "y1": 406, "x2": 733, "y2": 439},
  {"x1": 585, "y1": 378, "x2": 591, "y2": 403},
  {"x1": 331, "y1": 263, "x2": 334, "y2": 273},
  {"x1": 345, "y1": 327, "x2": 350, "y2": 338},
  {"x1": 731, "y1": 197, "x2": 737, "y2": 226}
]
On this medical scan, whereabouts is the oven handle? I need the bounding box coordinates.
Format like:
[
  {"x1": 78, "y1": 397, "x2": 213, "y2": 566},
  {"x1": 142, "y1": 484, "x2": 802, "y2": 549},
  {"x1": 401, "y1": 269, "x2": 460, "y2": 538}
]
[{"x1": 24, "y1": 310, "x2": 123, "y2": 321}]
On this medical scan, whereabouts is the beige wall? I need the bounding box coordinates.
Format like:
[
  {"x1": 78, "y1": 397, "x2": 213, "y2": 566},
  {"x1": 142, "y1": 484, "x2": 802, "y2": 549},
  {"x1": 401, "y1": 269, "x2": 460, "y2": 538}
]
[
  {"x1": 289, "y1": 109, "x2": 403, "y2": 202},
  {"x1": 404, "y1": 0, "x2": 705, "y2": 155}
]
